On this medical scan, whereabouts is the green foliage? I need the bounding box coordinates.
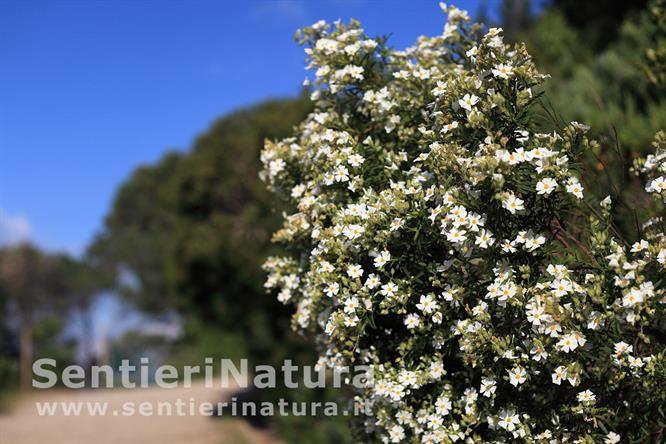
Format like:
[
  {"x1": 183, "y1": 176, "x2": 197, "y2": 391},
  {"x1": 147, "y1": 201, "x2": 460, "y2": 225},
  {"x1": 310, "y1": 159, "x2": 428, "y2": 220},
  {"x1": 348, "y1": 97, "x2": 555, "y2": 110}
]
[
  {"x1": 644, "y1": 0, "x2": 666, "y2": 86},
  {"x1": 261, "y1": 5, "x2": 665, "y2": 442},
  {"x1": 516, "y1": 1, "x2": 666, "y2": 240},
  {"x1": 94, "y1": 97, "x2": 312, "y2": 350},
  {"x1": 523, "y1": 5, "x2": 665, "y2": 150},
  {"x1": 549, "y1": 0, "x2": 649, "y2": 51},
  {"x1": 0, "y1": 245, "x2": 84, "y2": 390}
]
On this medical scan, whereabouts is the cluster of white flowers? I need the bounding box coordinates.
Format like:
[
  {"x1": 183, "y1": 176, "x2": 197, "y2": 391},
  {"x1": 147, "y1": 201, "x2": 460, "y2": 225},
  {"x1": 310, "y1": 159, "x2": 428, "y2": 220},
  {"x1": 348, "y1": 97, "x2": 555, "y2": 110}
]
[
  {"x1": 638, "y1": 131, "x2": 666, "y2": 202},
  {"x1": 261, "y1": 4, "x2": 665, "y2": 443}
]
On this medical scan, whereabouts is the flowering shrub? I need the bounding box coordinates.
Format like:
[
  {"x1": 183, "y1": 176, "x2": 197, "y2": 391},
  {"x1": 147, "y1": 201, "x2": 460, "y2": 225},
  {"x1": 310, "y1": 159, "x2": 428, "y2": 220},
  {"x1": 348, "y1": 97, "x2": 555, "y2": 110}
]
[{"x1": 260, "y1": 4, "x2": 666, "y2": 442}]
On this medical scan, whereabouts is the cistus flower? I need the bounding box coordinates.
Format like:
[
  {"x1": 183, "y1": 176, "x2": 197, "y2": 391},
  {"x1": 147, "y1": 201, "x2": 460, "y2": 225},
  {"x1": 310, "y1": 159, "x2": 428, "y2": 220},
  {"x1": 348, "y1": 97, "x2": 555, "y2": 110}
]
[{"x1": 261, "y1": 4, "x2": 666, "y2": 443}]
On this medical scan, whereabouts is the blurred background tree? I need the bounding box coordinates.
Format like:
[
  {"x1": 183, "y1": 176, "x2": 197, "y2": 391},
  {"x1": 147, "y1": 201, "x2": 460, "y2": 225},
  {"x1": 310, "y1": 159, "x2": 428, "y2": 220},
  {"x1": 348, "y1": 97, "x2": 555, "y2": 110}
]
[
  {"x1": 509, "y1": 0, "x2": 666, "y2": 237},
  {"x1": 90, "y1": 95, "x2": 312, "y2": 361},
  {"x1": 0, "y1": 245, "x2": 113, "y2": 395},
  {"x1": 0, "y1": 245, "x2": 70, "y2": 390},
  {"x1": 89, "y1": 94, "x2": 350, "y2": 441}
]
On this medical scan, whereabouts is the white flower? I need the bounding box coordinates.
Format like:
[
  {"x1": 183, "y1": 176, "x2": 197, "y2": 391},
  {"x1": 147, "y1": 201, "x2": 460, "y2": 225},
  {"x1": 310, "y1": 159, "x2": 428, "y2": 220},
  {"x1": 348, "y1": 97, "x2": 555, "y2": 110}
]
[
  {"x1": 343, "y1": 224, "x2": 365, "y2": 240},
  {"x1": 557, "y1": 333, "x2": 580, "y2": 353},
  {"x1": 343, "y1": 314, "x2": 359, "y2": 327},
  {"x1": 480, "y1": 378, "x2": 497, "y2": 397},
  {"x1": 388, "y1": 425, "x2": 405, "y2": 443},
  {"x1": 498, "y1": 409, "x2": 520, "y2": 431},
  {"x1": 587, "y1": 311, "x2": 603, "y2": 330},
  {"x1": 334, "y1": 164, "x2": 349, "y2": 182},
  {"x1": 508, "y1": 366, "x2": 527, "y2": 386},
  {"x1": 443, "y1": 22, "x2": 457, "y2": 39},
  {"x1": 319, "y1": 261, "x2": 335, "y2": 273},
  {"x1": 389, "y1": 218, "x2": 404, "y2": 231},
  {"x1": 463, "y1": 387, "x2": 478, "y2": 404},
  {"x1": 336, "y1": 64, "x2": 364, "y2": 81},
  {"x1": 431, "y1": 81, "x2": 447, "y2": 96},
  {"x1": 501, "y1": 240, "x2": 517, "y2": 253},
  {"x1": 399, "y1": 370, "x2": 417, "y2": 387},
  {"x1": 441, "y1": 285, "x2": 459, "y2": 301},
  {"x1": 647, "y1": 176, "x2": 666, "y2": 193},
  {"x1": 277, "y1": 288, "x2": 291, "y2": 303},
  {"x1": 550, "y1": 278, "x2": 572, "y2": 297},
  {"x1": 268, "y1": 158, "x2": 285, "y2": 176},
  {"x1": 630, "y1": 240, "x2": 648, "y2": 253},
  {"x1": 492, "y1": 63, "x2": 514, "y2": 79},
  {"x1": 577, "y1": 389, "x2": 596, "y2": 404},
  {"x1": 343, "y1": 297, "x2": 359, "y2": 314},
  {"x1": 458, "y1": 93, "x2": 479, "y2": 111},
  {"x1": 343, "y1": 42, "x2": 360, "y2": 56},
  {"x1": 526, "y1": 306, "x2": 546, "y2": 325},
  {"x1": 430, "y1": 361, "x2": 445, "y2": 379},
  {"x1": 628, "y1": 356, "x2": 644, "y2": 369},
  {"x1": 315, "y1": 65, "x2": 330, "y2": 78},
  {"x1": 374, "y1": 250, "x2": 391, "y2": 269},
  {"x1": 346, "y1": 264, "x2": 364, "y2": 279},
  {"x1": 388, "y1": 383, "x2": 405, "y2": 401},
  {"x1": 315, "y1": 38, "x2": 340, "y2": 54},
  {"x1": 435, "y1": 396, "x2": 451, "y2": 415},
  {"x1": 475, "y1": 229, "x2": 495, "y2": 248},
  {"x1": 291, "y1": 184, "x2": 306, "y2": 198},
  {"x1": 622, "y1": 287, "x2": 644, "y2": 307},
  {"x1": 536, "y1": 178, "x2": 558, "y2": 195},
  {"x1": 501, "y1": 148, "x2": 527, "y2": 165},
  {"x1": 565, "y1": 177, "x2": 584, "y2": 199},
  {"x1": 441, "y1": 121, "x2": 459, "y2": 133},
  {"x1": 365, "y1": 273, "x2": 381, "y2": 289},
  {"x1": 530, "y1": 343, "x2": 548, "y2": 362},
  {"x1": 545, "y1": 322, "x2": 562, "y2": 337},
  {"x1": 525, "y1": 233, "x2": 546, "y2": 251},
  {"x1": 535, "y1": 430, "x2": 553, "y2": 440},
  {"x1": 466, "y1": 213, "x2": 483, "y2": 231},
  {"x1": 380, "y1": 282, "x2": 399, "y2": 298},
  {"x1": 324, "y1": 320, "x2": 335, "y2": 336},
  {"x1": 571, "y1": 121, "x2": 591, "y2": 132},
  {"x1": 325, "y1": 283, "x2": 339, "y2": 297},
  {"x1": 404, "y1": 314, "x2": 420, "y2": 329},
  {"x1": 416, "y1": 294, "x2": 438, "y2": 314},
  {"x1": 552, "y1": 366, "x2": 567, "y2": 385},
  {"x1": 395, "y1": 410, "x2": 411, "y2": 425},
  {"x1": 348, "y1": 153, "x2": 365, "y2": 167},
  {"x1": 658, "y1": 249, "x2": 666, "y2": 265},
  {"x1": 502, "y1": 193, "x2": 525, "y2": 214},
  {"x1": 614, "y1": 341, "x2": 633, "y2": 357},
  {"x1": 446, "y1": 228, "x2": 468, "y2": 244},
  {"x1": 605, "y1": 432, "x2": 621, "y2": 444}
]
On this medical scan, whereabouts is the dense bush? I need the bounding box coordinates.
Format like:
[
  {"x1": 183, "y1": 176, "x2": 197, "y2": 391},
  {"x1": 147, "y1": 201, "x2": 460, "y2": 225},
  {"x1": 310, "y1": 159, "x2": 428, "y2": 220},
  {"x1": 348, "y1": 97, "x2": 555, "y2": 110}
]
[{"x1": 261, "y1": 4, "x2": 665, "y2": 443}]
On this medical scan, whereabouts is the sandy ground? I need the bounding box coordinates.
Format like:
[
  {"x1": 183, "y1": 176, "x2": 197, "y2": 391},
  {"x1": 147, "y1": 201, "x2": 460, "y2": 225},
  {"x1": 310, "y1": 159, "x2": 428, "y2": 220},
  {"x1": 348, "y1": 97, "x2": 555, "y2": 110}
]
[{"x1": 0, "y1": 382, "x2": 279, "y2": 444}]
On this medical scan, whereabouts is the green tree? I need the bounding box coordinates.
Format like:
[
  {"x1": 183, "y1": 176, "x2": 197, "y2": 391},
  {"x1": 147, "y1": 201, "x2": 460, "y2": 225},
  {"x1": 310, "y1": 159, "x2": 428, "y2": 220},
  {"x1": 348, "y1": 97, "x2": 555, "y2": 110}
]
[
  {"x1": 92, "y1": 96, "x2": 312, "y2": 359},
  {"x1": 0, "y1": 245, "x2": 69, "y2": 390}
]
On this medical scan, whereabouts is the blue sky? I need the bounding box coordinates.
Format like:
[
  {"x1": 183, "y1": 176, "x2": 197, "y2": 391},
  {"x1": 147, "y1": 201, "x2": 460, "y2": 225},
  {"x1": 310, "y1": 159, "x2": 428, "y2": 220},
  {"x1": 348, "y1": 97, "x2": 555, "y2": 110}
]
[{"x1": 0, "y1": 0, "x2": 503, "y2": 255}]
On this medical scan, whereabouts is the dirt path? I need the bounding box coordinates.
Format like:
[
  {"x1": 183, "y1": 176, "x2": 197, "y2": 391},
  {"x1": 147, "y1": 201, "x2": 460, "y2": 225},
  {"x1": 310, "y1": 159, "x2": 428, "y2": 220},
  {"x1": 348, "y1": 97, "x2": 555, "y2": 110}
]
[{"x1": 0, "y1": 382, "x2": 279, "y2": 444}]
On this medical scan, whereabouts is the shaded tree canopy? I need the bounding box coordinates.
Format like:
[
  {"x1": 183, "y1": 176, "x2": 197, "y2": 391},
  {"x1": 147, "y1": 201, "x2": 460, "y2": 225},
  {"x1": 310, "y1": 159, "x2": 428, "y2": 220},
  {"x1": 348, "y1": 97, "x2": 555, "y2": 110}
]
[{"x1": 91, "y1": 94, "x2": 312, "y2": 355}]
